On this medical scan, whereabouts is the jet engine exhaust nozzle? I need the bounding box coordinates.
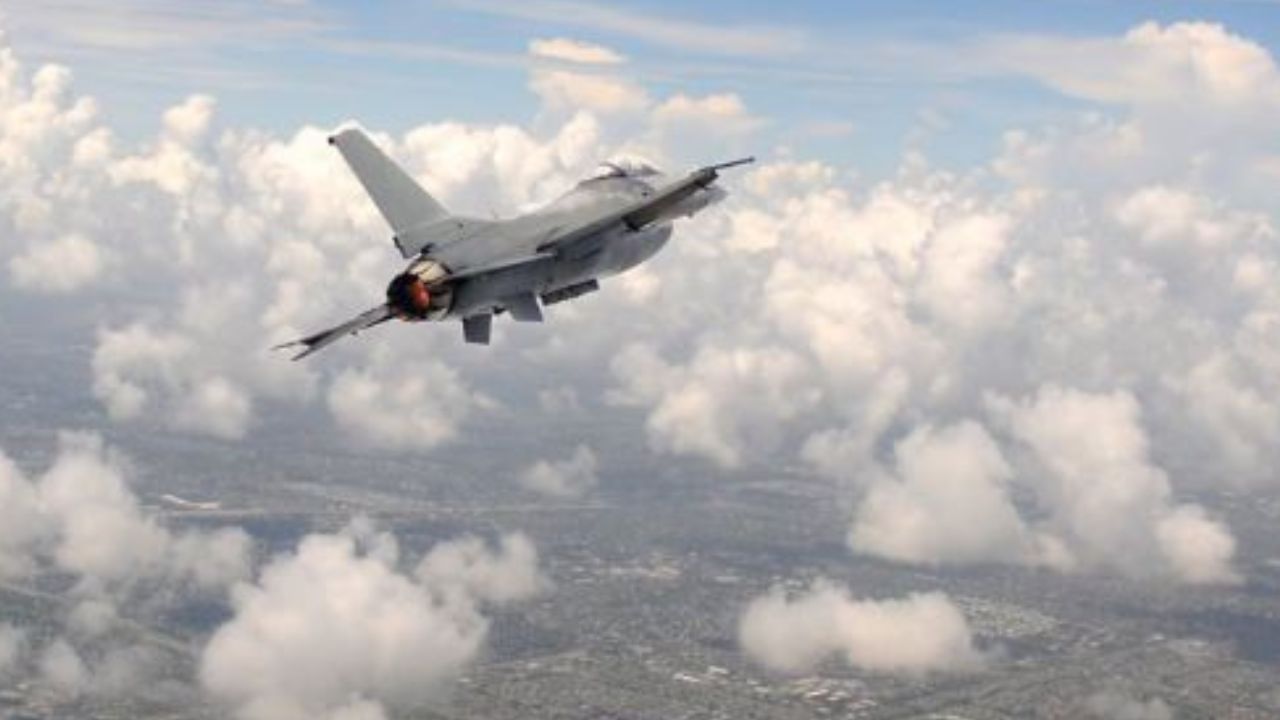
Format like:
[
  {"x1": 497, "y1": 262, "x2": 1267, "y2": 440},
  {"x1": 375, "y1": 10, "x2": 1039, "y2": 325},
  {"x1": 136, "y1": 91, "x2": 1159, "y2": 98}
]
[
  {"x1": 387, "y1": 273, "x2": 431, "y2": 319},
  {"x1": 386, "y1": 257, "x2": 454, "y2": 321}
]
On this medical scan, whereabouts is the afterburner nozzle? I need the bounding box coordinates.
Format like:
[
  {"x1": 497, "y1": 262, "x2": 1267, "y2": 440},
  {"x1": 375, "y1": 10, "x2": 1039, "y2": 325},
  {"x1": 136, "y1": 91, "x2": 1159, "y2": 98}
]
[{"x1": 386, "y1": 273, "x2": 432, "y2": 319}]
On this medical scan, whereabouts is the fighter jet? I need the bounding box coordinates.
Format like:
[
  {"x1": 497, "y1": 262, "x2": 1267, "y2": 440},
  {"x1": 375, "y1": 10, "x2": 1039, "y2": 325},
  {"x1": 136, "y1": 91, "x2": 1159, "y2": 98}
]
[{"x1": 274, "y1": 127, "x2": 751, "y2": 359}]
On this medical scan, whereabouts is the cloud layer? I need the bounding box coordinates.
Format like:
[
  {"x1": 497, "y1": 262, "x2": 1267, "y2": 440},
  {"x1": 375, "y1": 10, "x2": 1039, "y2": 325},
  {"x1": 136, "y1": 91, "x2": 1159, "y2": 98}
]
[{"x1": 0, "y1": 20, "x2": 1275, "y2": 602}]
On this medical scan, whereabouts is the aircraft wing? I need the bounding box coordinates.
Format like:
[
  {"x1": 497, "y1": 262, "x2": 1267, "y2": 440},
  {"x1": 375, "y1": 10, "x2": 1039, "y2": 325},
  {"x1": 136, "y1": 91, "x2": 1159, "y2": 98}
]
[
  {"x1": 436, "y1": 158, "x2": 754, "y2": 289},
  {"x1": 273, "y1": 305, "x2": 393, "y2": 361},
  {"x1": 446, "y1": 250, "x2": 557, "y2": 282},
  {"x1": 538, "y1": 157, "x2": 754, "y2": 259}
]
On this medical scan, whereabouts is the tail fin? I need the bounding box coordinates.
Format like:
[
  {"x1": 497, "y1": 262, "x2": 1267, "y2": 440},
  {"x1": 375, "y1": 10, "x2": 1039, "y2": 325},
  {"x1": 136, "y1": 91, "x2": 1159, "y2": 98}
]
[{"x1": 329, "y1": 127, "x2": 449, "y2": 239}]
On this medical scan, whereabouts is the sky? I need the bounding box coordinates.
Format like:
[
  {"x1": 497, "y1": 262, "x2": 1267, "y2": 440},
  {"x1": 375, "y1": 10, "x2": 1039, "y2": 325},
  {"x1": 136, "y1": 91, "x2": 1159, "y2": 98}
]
[
  {"x1": 5, "y1": 0, "x2": 1279, "y2": 174},
  {"x1": 1, "y1": 1, "x2": 1280, "y2": 717}
]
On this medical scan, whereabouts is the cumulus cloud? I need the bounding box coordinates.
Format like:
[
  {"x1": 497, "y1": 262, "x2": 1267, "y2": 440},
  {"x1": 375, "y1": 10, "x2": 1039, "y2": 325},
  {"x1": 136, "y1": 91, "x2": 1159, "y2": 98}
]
[
  {"x1": 1114, "y1": 185, "x2": 1270, "y2": 250},
  {"x1": 326, "y1": 352, "x2": 484, "y2": 451},
  {"x1": 415, "y1": 532, "x2": 549, "y2": 604},
  {"x1": 9, "y1": 232, "x2": 105, "y2": 292},
  {"x1": 738, "y1": 581, "x2": 984, "y2": 676},
  {"x1": 992, "y1": 385, "x2": 1239, "y2": 584},
  {"x1": 529, "y1": 68, "x2": 649, "y2": 115},
  {"x1": 91, "y1": 323, "x2": 255, "y2": 439},
  {"x1": 201, "y1": 521, "x2": 545, "y2": 720},
  {"x1": 0, "y1": 432, "x2": 252, "y2": 700},
  {"x1": 34, "y1": 636, "x2": 165, "y2": 700},
  {"x1": 611, "y1": 343, "x2": 819, "y2": 468},
  {"x1": 1167, "y1": 352, "x2": 1280, "y2": 486},
  {"x1": 39, "y1": 638, "x2": 89, "y2": 695},
  {"x1": 991, "y1": 21, "x2": 1280, "y2": 114},
  {"x1": 842, "y1": 389, "x2": 1239, "y2": 583},
  {"x1": 0, "y1": 432, "x2": 252, "y2": 590},
  {"x1": 849, "y1": 421, "x2": 1044, "y2": 567},
  {"x1": 519, "y1": 444, "x2": 599, "y2": 498}
]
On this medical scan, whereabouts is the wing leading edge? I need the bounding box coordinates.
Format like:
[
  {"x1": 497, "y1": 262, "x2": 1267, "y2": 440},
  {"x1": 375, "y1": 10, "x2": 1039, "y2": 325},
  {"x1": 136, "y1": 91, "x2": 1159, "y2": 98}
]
[{"x1": 537, "y1": 157, "x2": 754, "y2": 260}]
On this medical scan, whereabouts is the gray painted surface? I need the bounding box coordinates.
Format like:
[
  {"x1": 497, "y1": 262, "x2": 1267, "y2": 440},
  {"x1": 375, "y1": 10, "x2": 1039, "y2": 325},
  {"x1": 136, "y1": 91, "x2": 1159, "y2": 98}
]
[{"x1": 277, "y1": 128, "x2": 748, "y2": 358}]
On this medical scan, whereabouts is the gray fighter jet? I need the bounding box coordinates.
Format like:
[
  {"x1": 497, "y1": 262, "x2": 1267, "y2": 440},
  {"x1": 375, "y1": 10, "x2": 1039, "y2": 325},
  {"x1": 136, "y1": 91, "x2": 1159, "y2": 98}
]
[{"x1": 276, "y1": 127, "x2": 751, "y2": 359}]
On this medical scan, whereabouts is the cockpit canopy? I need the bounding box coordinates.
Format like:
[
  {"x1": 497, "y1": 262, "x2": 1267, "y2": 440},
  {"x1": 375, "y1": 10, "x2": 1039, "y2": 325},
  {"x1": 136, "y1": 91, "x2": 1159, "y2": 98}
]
[{"x1": 585, "y1": 158, "x2": 661, "y2": 181}]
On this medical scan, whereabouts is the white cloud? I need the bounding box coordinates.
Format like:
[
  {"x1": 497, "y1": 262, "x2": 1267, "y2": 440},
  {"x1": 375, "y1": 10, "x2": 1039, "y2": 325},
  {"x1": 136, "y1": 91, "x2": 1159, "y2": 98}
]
[
  {"x1": 519, "y1": 444, "x2": 599, "y2": 499},
  {"x1": 991, "y1": 22, "x2": 1280, "y2": 113},
  {"x1": 1168, "y1": 352, "x2": 1280, "y2": 486},
  {"x1": 326, "y1": 353, "x2": 483, "y2": 451},
  {"x1": 529, "y1": 68, "x2": 649, "y2": 115},
  {"x1": 1154, "y1": 505, "x2": 1239, "y2": 586},
  {"x1": 38, "y1": 434, "x2": 173, "y2": 583},
  {"x1": 611, "y1": 343, "x2": 819, "y2": 468},
  {"x1": 526, "y1": 37, "x2": 645, "y2": 115},
  {"x1": 992, "y1": 385, "x2": 1239, "y2": 584},
  {"x1": 0, "y1": 432, "x2": 252, "y2": 590},
  {"x1": 34, "y1": 636, "x2": 167, "y2": 700},
  {"x1": 915, "y1": 212, "x2": 1013, "y2": 331},
  {"x1": 39, "y1": 638, "x2": 88, "y2": 695},
  {"x1": 738, "y1": 581, "x2": 984, "y2": 676},
  {"x1": 1117, "y1": 186, "x2": 1229, "y2": 249},
  {"x1": 0, "y1": 437, "x2": 236, "y2": 700},
  {"x1": 529, "y1": 37, "x2": 625, "y2": 65},
  {"x1": 649, "y1": 93, "x2": 764, "y2": 156},
  {"x1": 201, "y1": 521, "x2": 544, "y2": 720},
  {"x1": 161, "y1": 94, "x2": 216, "y2": 145},
  {"x1": 173, "y1": 375, "x2": 254, "y2": 440},
  {"x1": 849, "y1": 421, "x2": 1041, "y2": 567},
  {"x1": 415, "y1": 532, "x2": 549, "y2": 605},
  {"x1": 9, "y1": 232, "x2": 105, "y2": 292}
]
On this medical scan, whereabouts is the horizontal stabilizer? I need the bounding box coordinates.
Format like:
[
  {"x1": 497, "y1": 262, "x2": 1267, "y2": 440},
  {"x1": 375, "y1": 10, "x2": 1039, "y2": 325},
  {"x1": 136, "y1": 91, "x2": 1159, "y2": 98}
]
[{"x1": 273, "y1": 305, "x2": 392, "y2": 360}]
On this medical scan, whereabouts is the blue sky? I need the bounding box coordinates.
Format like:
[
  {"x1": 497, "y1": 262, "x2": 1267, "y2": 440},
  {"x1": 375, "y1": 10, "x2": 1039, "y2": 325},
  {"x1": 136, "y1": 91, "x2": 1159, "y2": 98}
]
[{"x1": 5, "y1": 0, "x2": 1278, "y2": 177}]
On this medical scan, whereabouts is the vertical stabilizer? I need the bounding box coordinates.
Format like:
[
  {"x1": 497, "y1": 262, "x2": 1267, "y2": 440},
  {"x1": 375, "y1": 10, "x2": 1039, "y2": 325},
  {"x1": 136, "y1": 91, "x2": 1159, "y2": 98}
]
[{"x1": 329, "y1": 127, "x2": 449, "y2": 237}]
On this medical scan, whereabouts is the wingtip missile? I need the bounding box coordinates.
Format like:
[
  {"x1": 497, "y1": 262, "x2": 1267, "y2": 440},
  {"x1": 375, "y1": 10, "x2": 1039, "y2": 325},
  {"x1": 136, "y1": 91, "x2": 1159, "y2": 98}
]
[
  {"x1": 270, "y1": 339, "x2": 316, "y2": 362},
  {"x1": 708, "y1": 156, "x2": 755, "y2": 172}
]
